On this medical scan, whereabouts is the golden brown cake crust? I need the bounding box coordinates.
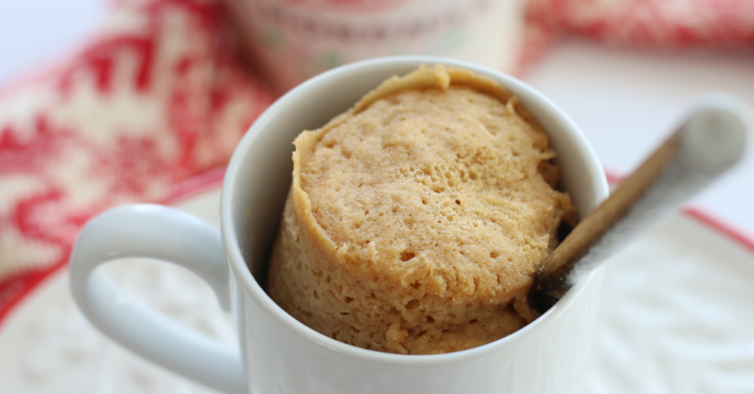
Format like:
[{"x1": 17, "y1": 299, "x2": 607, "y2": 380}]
[{"x1": 267, "y1": 65, "x2": 575, "y2": 354}]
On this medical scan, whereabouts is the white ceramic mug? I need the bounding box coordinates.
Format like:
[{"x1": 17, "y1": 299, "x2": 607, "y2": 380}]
[{"x1": 70, "y1": 56, "x2": 609, "y2": 394}]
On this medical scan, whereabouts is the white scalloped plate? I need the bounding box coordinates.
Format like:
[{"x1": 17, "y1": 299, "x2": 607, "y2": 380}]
[{"x1": 1, "y1": 182, "x2": 753, "y2": 394}]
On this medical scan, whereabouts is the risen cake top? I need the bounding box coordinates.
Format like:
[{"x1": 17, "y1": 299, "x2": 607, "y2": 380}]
[{"x1": 292, "y1": 65, "x2": 575, "y2": 308}]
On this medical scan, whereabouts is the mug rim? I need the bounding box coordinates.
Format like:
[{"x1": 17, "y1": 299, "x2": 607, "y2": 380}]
[{"x1": 221, "y1": 55, "x2": 608, "y2": 365}]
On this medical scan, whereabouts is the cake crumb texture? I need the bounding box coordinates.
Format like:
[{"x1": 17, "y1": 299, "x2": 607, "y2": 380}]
[{"x1": 267, "y1": 65, "x2": 575, "y2": 354}]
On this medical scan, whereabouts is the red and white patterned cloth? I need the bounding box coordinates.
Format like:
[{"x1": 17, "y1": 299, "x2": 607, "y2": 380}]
[
  {"x1": 1, "y1": 0, "x2": 752, "y2": 320},
  {"x1": 530, "y1": 0, "x2": 754, "y2": 49},
  {"x1": 520, "y1": 0, "x2": 754, "y2": 72},
  {"x1": 0, "y1": 0, "x2": 276, "y2": 319}
]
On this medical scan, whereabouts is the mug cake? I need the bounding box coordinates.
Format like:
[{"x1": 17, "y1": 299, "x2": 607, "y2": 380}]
[{"x1": 267, "y1": 65, "x2": 576, "y2": 354}]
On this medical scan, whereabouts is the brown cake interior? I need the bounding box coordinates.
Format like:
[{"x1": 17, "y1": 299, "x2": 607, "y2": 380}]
[{"x1": 267, "y1": 65, "x2": 576, "y2": 354}]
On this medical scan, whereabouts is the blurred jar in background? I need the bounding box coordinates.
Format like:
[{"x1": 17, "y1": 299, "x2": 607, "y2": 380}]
[{"x1": 226, "y1": 0, "x2": 527, "y2": 92}]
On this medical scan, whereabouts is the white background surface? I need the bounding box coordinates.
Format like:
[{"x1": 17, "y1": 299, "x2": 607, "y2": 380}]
[
  {"x1": 2, "y1": 0, "x2": 753, "y2": 240},
  {"x1": 2, "y1": 187, "x2": 753, "y2": 393}
]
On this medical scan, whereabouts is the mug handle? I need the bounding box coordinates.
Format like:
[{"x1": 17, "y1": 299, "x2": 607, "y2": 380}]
[{"x1": 69, "y1": 204, "x2": 248, "y2": 394}]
